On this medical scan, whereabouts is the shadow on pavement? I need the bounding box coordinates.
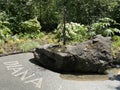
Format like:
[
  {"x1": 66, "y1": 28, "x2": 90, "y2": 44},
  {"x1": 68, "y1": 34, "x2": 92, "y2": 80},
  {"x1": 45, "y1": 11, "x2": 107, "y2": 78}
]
[
  {"x1": 29, "y1": 58, "x2": 61, "y2": 73},
  {"x1": 116, "y1": 86, "x2": 120, "y2": 90},
  {"x1": 115, "y1": 75, "x2": 120, "y2": 81},
  {"x1": 29, "y1": 58, "x2": 42, "y2": 66},
  {"x1": 29, "y1": 58, "x2": 115, "y2": 76},
  {"x1": 29, "y1": 58, "x2": 120, "y2": 82}
]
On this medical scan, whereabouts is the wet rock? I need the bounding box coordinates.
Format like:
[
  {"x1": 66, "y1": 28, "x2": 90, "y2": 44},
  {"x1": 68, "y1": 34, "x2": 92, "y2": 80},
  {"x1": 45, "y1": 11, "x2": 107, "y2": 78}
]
[{"x1": 34, "y1": 35, "x2": 113, "y2": 73}]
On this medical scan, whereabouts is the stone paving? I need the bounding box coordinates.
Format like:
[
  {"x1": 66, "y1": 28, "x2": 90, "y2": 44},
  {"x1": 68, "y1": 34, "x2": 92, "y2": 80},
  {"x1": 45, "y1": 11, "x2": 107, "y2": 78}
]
[{"x1": 0, "y1": 53, "x2": 120, "y2": 90}]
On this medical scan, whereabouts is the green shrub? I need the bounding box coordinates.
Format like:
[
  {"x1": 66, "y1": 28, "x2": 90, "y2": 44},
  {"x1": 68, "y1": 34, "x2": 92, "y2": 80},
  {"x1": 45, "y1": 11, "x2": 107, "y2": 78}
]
[
  {"x1": 112, "y1": 35, "x2": 120, "y2": 41},
  {"x1": 98, "y1": 17, "x2": 116, "y2": 24},
  {"x1": 21, "y1": 17, "x2": 41, "y2": 34},
  {"x1": 0, "y1": 11, "x2": 12, "y2": 41},
  {"x1": 89, "y1": 17, "x2": 120, "y2": 37},
  {"x1": 0, "y1": 23, "x2": 12, "y2": 41},
  {"x1": 112, "y1": 36, "x2": 120, "y2": 48},
  {"x1": 55, "y1": 22, "x2": 88, "y2": 42},
  {"x1": 0, "y1": 11, "x2": 10, "y2": 27},
  {"x1": 0, "y1": 11, "x2": 8, "y2": 21},
  {"x1": 112, "y1": 36, "x2": 120, "y2": 57}
]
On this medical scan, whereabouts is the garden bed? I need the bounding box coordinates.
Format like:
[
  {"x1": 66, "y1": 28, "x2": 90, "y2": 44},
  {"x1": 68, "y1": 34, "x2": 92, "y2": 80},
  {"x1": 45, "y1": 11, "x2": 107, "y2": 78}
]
[{"x1": 0, "y1": 34, "x2": 57, "y2": 56}]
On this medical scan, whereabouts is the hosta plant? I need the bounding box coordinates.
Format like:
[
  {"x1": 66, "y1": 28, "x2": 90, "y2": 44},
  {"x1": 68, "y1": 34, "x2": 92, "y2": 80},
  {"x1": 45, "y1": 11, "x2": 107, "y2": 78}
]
[{"x1": 55, "y1": 22, "x2": 88, "y2": 42}]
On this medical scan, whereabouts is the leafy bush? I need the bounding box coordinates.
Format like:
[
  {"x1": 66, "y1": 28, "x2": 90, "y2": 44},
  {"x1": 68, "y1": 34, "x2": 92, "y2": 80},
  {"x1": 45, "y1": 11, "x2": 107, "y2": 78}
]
[
  {"x1": 0, "y1": 11, "x2": 10, "y2": 28},
  {"x1": 21, "y1": 17, "x2": 41, "y2": 34},
  {"x1": 104, "y1": 28, "x2": 120, "y2": 36},
  {"x1": 0, "y1": 11, "x2": 12, "y2": 41},
  {"x1": 0, "y1": 23, "x2": 12, "y2": 41},
  {"x1": 55, "y1": 22, "x2": 88, "y2": 42},
  {"x1": 112, "y1": 35, "x2": 120, "y2": 41},
  {"x1": 112, "y1": 36, "x2": 120, "y2": 57},
  {"x1": 0, "y1": 11, "x2": 8, "y2": 21},
  {"x1": 89, "y1": 17, "x2": 120, "y2": 37}
]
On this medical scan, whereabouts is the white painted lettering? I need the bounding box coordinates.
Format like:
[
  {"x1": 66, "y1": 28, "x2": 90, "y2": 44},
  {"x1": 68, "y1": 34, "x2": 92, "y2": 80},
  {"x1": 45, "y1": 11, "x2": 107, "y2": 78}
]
[
  {"x1": 25, "y1": 78, "x2": 43, "y2": 88},
  {"x1": 14, "y1": 70, "x2": 35, "y2": 81},
  {"x1": 3, "y1": 61, "x2": 43, "y2": 89},
  {"x1": 7, "y1": 65, "x2": 23, "y2": 70},
  {"x1": 11, "y1": 67, "x2": 24, "y2": 75},
  {"x1": 4, "y1": 61, "x2": 19, "y2": 65},
  {"x1": 3, "y1": 61, "x2": 23, "y2": 70},
  {"x1": 58, "y1": 85, "x2": 62, "y2": 90}
]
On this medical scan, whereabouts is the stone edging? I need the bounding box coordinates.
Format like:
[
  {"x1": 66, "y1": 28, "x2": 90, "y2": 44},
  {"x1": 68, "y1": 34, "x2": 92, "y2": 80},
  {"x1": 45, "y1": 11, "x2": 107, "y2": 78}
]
[{"x1": 0, "y1": 51, "x2": 33, "y2": 57}]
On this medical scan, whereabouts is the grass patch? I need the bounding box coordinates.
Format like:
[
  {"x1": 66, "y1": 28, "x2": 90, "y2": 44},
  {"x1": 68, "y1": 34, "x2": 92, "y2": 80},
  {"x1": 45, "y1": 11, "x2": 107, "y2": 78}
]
[{"x1": 19, "y1": 41, "x2": 40, "y2": 52}]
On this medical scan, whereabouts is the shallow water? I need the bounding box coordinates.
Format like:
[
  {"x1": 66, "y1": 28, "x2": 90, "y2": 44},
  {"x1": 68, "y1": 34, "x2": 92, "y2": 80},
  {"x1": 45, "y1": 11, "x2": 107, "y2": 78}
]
[{"x1": 60, "y1": 68, "x2": 120, "y2": 81}]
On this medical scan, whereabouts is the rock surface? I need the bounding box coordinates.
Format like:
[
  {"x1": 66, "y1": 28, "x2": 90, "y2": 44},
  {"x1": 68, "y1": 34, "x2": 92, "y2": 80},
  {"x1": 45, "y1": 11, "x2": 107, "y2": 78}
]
[{"x1": 34, "y1": 35, "x2": 113, "y2": 73}]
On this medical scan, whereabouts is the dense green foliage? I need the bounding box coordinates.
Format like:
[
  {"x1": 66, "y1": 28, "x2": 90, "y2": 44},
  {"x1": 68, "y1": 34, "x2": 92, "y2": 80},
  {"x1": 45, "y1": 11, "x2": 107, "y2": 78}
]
[
  {"x1": 111, "y1": 1, "x2": 120, "y2": 23},
  {"x1": 0, "y1": 11, "x2": 12, "y2": 41},
  {"x1": 0, "y1": 0, "x2": 120, "y2": 32},
  {"x1": 0, "y1": 23, "x2": 12, "y2": 41},
  {"x1": 21, "y1": 17, "x2": 41, "y2": 34},
  {"x1": 57, "y1": 0, "x2": 120, "y2": 24},
  {"x1": 0, "y1": 0, "x2": 120, "y2": 42},
  {"x1": 0, "y1": 0, "x2": 119, "y2": 58},
  {"x1": 89, "y1": 18, "x2": 120, "y2": 37},
  {"x1": 0, "y1": 0, "x2": 60, "y2": 32}
]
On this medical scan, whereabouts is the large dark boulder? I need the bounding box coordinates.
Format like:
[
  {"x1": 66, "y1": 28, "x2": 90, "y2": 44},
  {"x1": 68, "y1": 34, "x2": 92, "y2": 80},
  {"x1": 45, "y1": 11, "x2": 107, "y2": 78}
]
[{"x1": 34, "y1": 35, "x2": 113, "y2": 73}]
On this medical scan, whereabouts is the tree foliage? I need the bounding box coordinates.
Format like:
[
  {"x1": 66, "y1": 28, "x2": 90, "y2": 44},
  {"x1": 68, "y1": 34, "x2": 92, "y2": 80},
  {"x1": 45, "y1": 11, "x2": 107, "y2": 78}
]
[
  {"x1": 57, "y1": 0, "x2": 120, "y2": 24},
  {"x1": 0, "y1": 0, "x2": 120, "y2": 33}
]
